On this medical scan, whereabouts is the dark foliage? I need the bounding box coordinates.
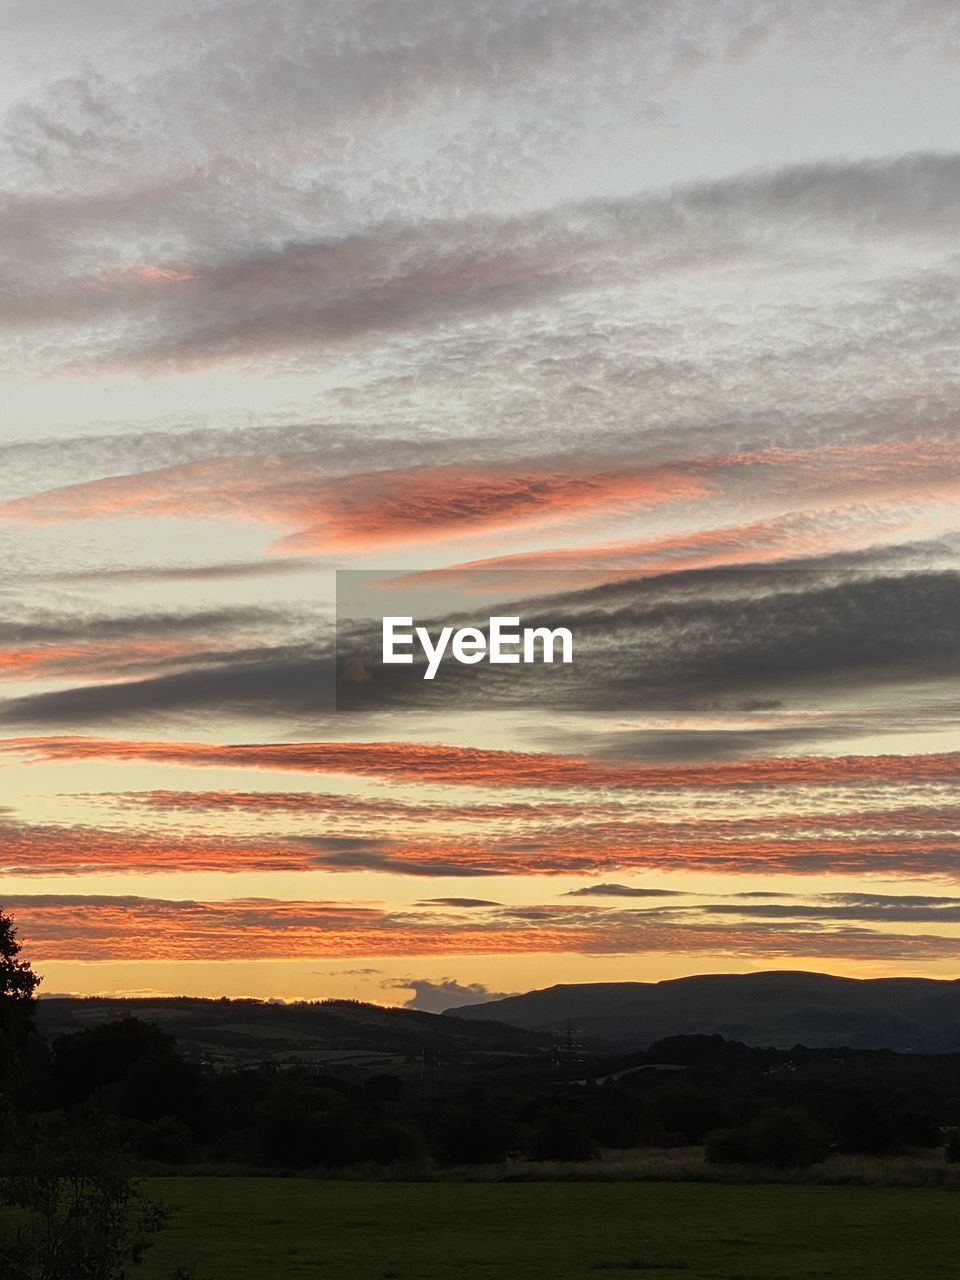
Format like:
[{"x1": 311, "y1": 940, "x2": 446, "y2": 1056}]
[
  {"x1": 0, "y1": 908, "x2": 44, "y2": 1103},
  {"x1": 706, "y1": 1108, "x2": 829, "y2": 1169},
  {"x1": 528, "y1": 1109, "x2": 596, "y2": 1162}
]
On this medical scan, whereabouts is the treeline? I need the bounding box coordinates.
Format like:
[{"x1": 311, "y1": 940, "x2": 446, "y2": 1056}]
[{"x1": 9, "y1": 1016, "x2": 960, "y2": 1173}]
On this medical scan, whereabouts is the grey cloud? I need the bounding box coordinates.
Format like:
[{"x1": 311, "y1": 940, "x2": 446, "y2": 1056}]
[
  {"x1": 564, "y1": 883, "x2": 687, "y2": 899},
  {"x1": 383, "y1": 976, "x2": 518, "y2": 1013},
  {"x1": 15, "y1": 559, "x2": 313, "y2": 585},
  {"x1": 704, "y1": 902, "x2": 960, "y2": 923},
  {"x1": 416, "y1": 898, "x2": 503, "y2": 908},
  {"x1": 335, "y1": 567, "x2": 960, "y2": 724},
  {"x1": 731, "y1": 892, "x2": 799, "y2": 900},
  {"x1": 0, "y1": 604, "x2": 285, "y2": 646},
  {"x1": 0, "y1": 646, "x2": 338, "y2": 726},
  {"x1": 3, "y1": 567, "x2": 959, "y2": 732},
  {"x1": 2, "y1": 153, "x2": 958, "y2": 373},
  {"x1": 297, "y1": 839, "x2": 500, "y2": 878},
  {"x1": 823, "y1": 892, "x2": 960, "y2": 907}
]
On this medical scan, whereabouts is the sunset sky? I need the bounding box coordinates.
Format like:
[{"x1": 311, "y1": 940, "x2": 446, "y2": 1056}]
[{"x1": 1, "y1": 0, "x2": 959, "y2": 1009}]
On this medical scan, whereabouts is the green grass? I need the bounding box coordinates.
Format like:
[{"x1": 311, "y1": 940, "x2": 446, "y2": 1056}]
[{"x1": 144, "y1": 1178, "x2": 960, "y2": 1279}]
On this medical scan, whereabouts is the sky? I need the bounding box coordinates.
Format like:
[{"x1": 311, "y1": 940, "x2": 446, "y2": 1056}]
[{"x1": 1, "y1": 0, "x2": 959, "y2": 1010}]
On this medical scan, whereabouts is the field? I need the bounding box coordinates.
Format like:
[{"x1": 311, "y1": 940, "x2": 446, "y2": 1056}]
[{"x1": 145, "y1": 1178, "x2": 960, "y2": 1279}]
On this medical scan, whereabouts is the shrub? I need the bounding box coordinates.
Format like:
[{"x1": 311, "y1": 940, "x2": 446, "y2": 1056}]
[
  {"x1": 706, "y1": 1109, "x2": 828, "y2": 1168},
  {"x1": 747, "y1": 1108, "x2": 829, "y2": 1169},
  {"x1": 528, "y1": 1109, "x2": 596, "y2": 1162},
  {"x1": 0, "y1": 1117, "x2": 166, "y2": 1280},
  {"x1": 704, "y1": 1127, "x2": 752, "y2": 1164},
  {"x1": 436, "y1": 1109, "x2": 515, "y2": 1165}
]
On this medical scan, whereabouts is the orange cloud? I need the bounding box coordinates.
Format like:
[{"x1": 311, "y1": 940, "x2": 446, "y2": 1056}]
[
  {"x1": 0, "y1": 456, "x2": 706, "y2": 552},
  {"x1": 111, "y1": 788, "x2": 595, "y2": 822},
  {"x1": 101, "y1": 264, "x2": 196, "y2": 286},
  {"x1": 1, "y1": 436, "x2": 955, "y2": 560},
  {"x1": 8, "y1": 894, "x2": 957, "y2": 962},
  {"x1": 0, "y1": 821, "x2": 324, "y2": 876},
  {"x1": 0, "y1": 640, "x2": 191, "y2": 682},
  {"x1": 2, "y1": 797, "x2": 957, "y2": 880},
  {"x1": 429, "y1": 510, "x2": 901, "y2": 582},
  {"x1": 4, "y1": 735, "x2": 957, "y2": 790},
  {"x1": 427, "y1": 439, "x2": 960, "y2": 580}
]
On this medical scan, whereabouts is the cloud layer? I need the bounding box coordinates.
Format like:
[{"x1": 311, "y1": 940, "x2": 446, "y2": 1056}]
[{"x1": 4, "y1": 0, "x2": 960, "y2": 986}]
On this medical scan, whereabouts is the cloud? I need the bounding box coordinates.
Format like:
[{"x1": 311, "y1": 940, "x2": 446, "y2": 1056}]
[
  {"x1": 701, "y1": 890, "x2": 960, "y2": 924},
  {"x1": 106, "y1": 787, "x2": 595, "y2": 825},
  {"x1": 0, "y1": 647, "x2": 336, "y2": 725},
  {"x1": 0, "y1": 454, "x2": 707, "y2": 552},
  {"x1": 2, "y1": 427, "x2": 957, "y2": 576},
  {"x1": 3, "y1": 785, "x2": 958, "y2": 881},
  {"x1": 564, "y1": 884, "x2": 688, "y2": 899},
  {"x1": 17, "y1": 558, "x2": 313, "y2": 585},
  {"x1": 415, "y1": 898, "x2": 503, "y2": 908},
  {"x1": 2, "y1": 1, "x2": 960, "y2": 985},
  {"x1": 0, "y1": 603, "x2": 295, "y2": 685},
  {"x1": 1, "y1": 566, "x2": 958, "y2": 729},
  {"x1": 297, "y1": 839, "x2": 501, "y2": 878},
  {"x1": 0, "y1": 819, "x2": 331, "y2": 876},
  {"x1": 4, "y1": 735, "x2": 958, "y2": 790},
  {"x1": 384, "y1": 977, "x2": 518, "y2": 1013},
  {"x1": 5, "y1": 150, "x2": 960, "y2": 374},
  {"x1": 438, "y1": 485, "x2": 960, "y2": 583},
  {"x1": 8, "y1": 892, "x2": 960, "y2": 962}
]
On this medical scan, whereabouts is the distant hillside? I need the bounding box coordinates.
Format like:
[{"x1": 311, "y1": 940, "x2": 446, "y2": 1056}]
[
  {"x1": 37, "y1": 996, "x2": 547, "y2": 1071},
  {"x1": 449, "y1": 970, "x2": 960, "y2": 1051}
]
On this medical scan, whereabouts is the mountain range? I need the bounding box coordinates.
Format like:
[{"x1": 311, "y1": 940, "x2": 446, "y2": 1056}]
[{"x1": 449, "y1": 970, "x2": 960, "y2": 1051}]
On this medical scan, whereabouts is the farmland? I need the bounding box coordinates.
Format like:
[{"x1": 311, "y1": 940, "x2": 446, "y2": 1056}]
[{"x1": 144, "y1": 1178, "x2": 960, "y2": 1279}]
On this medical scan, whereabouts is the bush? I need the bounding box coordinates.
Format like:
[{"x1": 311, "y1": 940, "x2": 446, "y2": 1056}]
[
  {"x1": 944, "y1": 1127, "x2": 960, "y2": 1163},
  {"x1": 0, "y1": 1117, "x2": 166, "y2": 1279},
  {"x1": 829, "y1": 1089, "x2": 898, "y2": 1156},
  {"x1": 747, "y1": 1109, "x2": 829, "y2": 1169},
  {"x1": 364, "y1": 1074, "x2": 406, "y2": 1106},
  {"x1": 528, "y1": 1109, "x2": 596, "y2": 1162},
  {"x1": 654, "y1": 1086, "x2": 728, "y2": 1144},
  {"x1": 436, "y1": 1109, "x2": 515, "y2": 1165},
  {"x1": 366, "y1": 1120, "x2": 427, "y2": 1165},
  {"x1": 706, "y1": 1110, "x2": 828, "y2": 1169},
  {"x1": 704, "y1": 1127, "x2": 752, "y2": 1164},
  {"x1": 252, "y1": 1088, "x2": 365, "y2": 1168},
  {"x1": 131, "y1": 1115, "x2": 196, "y2": 1164}
]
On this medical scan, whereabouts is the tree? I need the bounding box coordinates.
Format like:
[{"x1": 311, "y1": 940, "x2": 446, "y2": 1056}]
[
  {"x1": 748, "y1": 1108, "x2": 828, "y2": 1168},
  {"x1": 829, "y1": 1087, "x2": 898, "y2": 1155},
  {"x1": 0, "y1": 1116, "x2": 165, "y2": 1280},
  {"x1": 436, "y1": 1107, "x2": 515, "y2": 1166},
  {"x1": 705, "y1": 1126, "x2": 753, "y2": 1164},
  {"x1": 0, "y1": 908, "x2": 43, "y2": 1100},
  {"x1": 528, "y1": 1109, "x2": 596, "y2": 1162},
  {"x1": 654, "y1": 1085, "x2": 728, "y2": 1144},
  {"x1": 0, "y1": 908, "x2": 40, "y2": 1011},
  {"x1": 53, "y1": 1017, "x2": 181, "y2": 1109},
  {"x1": 706, "y1": 1110, "x2": 828, "y2": 1169}
]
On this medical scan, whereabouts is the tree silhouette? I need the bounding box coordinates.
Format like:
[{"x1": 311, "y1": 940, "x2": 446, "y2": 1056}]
[
  {"x1": 0, "y1": 908, "x2": 42, "y2": 1098},
  {"x1": 0, "y1": 1116, "x2": 167, "y2": 1280},
  {"x1": 0, "y1": 908, "x2": 40, "y2": 1006}
]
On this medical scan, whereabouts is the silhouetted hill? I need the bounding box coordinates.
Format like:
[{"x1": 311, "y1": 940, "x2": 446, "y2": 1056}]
[
  {"x1": 36, "y1": 996, "x2": 547, "y2": 1070},
  {"x1": 449, "y1": 970, "x2": 960, "y2": 1050}
]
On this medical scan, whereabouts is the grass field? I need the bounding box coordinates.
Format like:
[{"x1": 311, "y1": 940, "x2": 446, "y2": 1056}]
[{"x1": 144, "y1": 1178, "x2": 960, "y2": 1279}]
